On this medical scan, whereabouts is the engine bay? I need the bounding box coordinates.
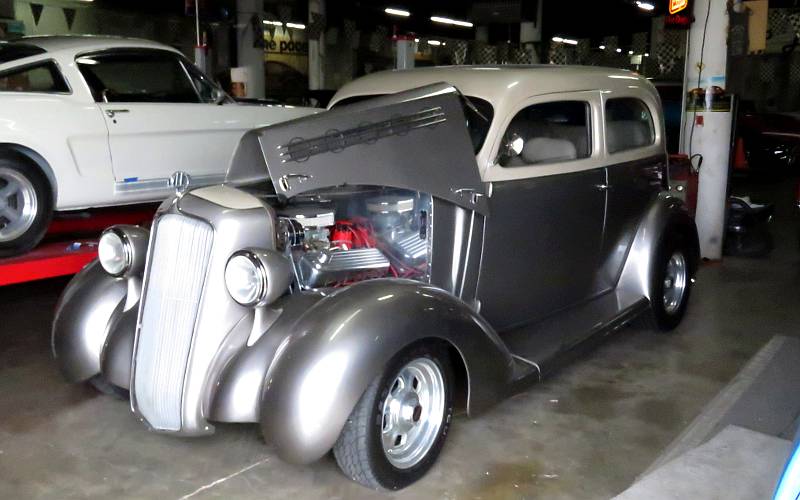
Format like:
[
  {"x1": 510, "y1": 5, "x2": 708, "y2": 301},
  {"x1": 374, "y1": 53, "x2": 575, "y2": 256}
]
[{"x1": 273, "y1": 186, "x2": 432, "y2": 290}]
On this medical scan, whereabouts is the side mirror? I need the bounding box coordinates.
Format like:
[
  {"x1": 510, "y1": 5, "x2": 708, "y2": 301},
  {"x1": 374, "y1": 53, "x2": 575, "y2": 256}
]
[
  {"x1": 496, "y1": 133, "x2": 525, "y2": 165},
  {"x1": 211, "y1": 88, "x2": 227, "y2": 105}
]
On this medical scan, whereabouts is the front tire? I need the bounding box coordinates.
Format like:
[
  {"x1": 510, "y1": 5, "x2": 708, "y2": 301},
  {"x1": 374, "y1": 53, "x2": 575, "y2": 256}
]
[
  {"x1": 649, "y1": 233, "x2": 694, "y2": 331},
  {"x1": 333, "y1": 343, "x2": 454, "y2": 490},
  {"x1": 0, "y1": 157, "x2": 53, "y2": 257}
]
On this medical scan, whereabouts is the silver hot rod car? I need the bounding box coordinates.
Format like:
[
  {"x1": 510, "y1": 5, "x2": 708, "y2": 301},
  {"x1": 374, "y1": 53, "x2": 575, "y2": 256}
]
[{"x1": 52, "y1": 66, "x2": 699, "y2": 490}]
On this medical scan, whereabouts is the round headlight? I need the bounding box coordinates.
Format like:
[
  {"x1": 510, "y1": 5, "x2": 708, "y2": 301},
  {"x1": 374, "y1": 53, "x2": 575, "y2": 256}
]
[
  {"x1": 98, "y1": 229, "x2": 131, "y2": 276},
  {"x1": 225, "y1": 252, "x2": 267, "y2": 306}
]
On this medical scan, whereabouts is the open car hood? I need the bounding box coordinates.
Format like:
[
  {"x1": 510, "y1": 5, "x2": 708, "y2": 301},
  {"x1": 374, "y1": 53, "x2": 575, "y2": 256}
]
[{"x1": 226, "y1": 83, "x2": 487, "y2": 213}]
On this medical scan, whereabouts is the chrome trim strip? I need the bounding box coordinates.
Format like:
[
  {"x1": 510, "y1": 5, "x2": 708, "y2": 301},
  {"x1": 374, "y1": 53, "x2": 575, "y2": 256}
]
[
  {"x1": 278, "y1": 106, "x2": 446, "y2": 163},
  {"x1": 114, "y1": 174, "x2": 226, "y2": 194}
]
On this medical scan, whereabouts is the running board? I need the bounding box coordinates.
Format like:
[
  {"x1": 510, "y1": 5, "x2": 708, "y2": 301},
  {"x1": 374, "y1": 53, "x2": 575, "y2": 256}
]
[{"x1": 504, "y1": 289, "x2": 650, "y2": 388}]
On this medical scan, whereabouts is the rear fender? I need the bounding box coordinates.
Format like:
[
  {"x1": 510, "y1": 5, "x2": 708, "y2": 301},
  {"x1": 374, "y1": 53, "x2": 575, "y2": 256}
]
[
  {"x1": 259, "y1": 279, "x2": 514, "y2": 464},
  {"x1": 618, "y1": 193, "x2": 700, "y2": 299}
]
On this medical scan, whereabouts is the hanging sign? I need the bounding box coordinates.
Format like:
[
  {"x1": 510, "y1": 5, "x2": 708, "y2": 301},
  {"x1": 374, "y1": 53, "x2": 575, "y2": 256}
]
[
  {"x1": 666, "y1": 0, "x2": 693, "y2": 30},
  {"x1": 669, "y1": 0, "x2": 689, "y2": 14}
]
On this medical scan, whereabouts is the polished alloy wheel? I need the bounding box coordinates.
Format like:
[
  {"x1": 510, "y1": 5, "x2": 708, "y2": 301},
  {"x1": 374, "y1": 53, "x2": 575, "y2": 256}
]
[
  {"x1": 662, "y1": 251, "x2": 687, "y2": 315},
  {"x1": 380, "y1": 357, "x2": 446, "y2": 469},
  {"x1": 0, "y1": 167, "x2": 38, "y2": 243}
]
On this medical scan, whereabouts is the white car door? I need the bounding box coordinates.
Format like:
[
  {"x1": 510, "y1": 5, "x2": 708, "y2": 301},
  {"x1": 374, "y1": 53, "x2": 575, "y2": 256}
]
[{"x1": 75, "y1": 49, "x2": 261, "y2": 195}]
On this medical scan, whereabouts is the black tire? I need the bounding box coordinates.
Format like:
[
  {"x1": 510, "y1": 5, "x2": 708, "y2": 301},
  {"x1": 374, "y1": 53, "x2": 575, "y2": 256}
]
[
  {"x1": 333, "y1": 342, "x2": 454, "y2": 491},
  {"x1": 88, "y1": 375, "x2": 130, "y2": 400},
  {"x1": 648, "y1": 232, "x2": 694, "y2": 331},
  {"x1": 0, "y1": 156, "x2": 53, "y2": 258}
]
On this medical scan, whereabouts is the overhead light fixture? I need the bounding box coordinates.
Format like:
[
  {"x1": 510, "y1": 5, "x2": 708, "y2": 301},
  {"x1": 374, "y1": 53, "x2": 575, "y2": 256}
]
[
  {"x1": 263, "y1": 20, "x2": 283, "y2": 26},
  {"x1": 628, "y1": 50, "x2": 634, "y2": 55},
  {"x1": 599, "y1": 45, "x2": 606, "y2": 50},
  {"x1": 430, "y1": 16, "x2": 473, "y2": 28},
  {"x1": 427, "y1": 39, "x2": 442, "y2": 46},
  {"x1": 552, "y1": 36, "x2": 577, "y2": 45},
  {"x1": 636, "y1": 1, "x2": 655, "y2": 11},
  {"x1": 414, "y1": 38, "x2": 420, "y2": 43},
  {"x1": 616, "y1": 48, "x2": 622, "y2": 53},
  {"x1": 286, "y1": 22, "x2": 305, "y2": 29},
  {"x1": 384, "y1": 8, "x2": 410, "y2": 17},
  {"x1": 645, "y1": 52, "x2": 650, "y2": 57}
]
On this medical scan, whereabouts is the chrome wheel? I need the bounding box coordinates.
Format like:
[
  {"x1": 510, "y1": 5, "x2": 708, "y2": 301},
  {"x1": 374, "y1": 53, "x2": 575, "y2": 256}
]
[
  {"x1": 663, "y1": 251, "x2": 688, "y2": 315},
  {"x1": 380, "y1": 357, "x2": 446, "y2": 469},
  {"x1": 0, "y1": 167, "x2": 38, "y2": 243}
]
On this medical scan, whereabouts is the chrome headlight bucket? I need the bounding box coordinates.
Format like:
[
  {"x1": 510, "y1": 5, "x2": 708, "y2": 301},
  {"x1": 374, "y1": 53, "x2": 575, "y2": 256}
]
[
  {"x1": 98, "y1": 225, "x2": 150, "y2": 277},
  {"x1": 224, "y1": 248, "x2": 293, "y2": 307}
]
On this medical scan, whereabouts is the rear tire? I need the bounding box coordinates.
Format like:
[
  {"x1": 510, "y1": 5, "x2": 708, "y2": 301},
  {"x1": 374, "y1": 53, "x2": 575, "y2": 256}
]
[
  {"x1": 648, "y1": 232, "x2": 694, "y2": 331},
  {"x1": 333, "y1": 343, "x2": 454, "y2": 490},
  {"x1": 0, "y1": 157, "x2": 52, "y2": 258}
]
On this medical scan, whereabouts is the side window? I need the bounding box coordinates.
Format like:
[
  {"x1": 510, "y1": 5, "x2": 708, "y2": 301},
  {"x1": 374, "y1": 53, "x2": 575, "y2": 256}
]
[
  {"x1": 0, "y1": 61, "x2": 69, "y2": 93},
  {"x1": 76, "y1": 51, "x2": 200, "y2": 103},
  {"x1": 498, "y1": 100, "x2": 591, "y2": 167},
  {"x1": 605, "y1": 98, "x2": 655, "y2": 154}
]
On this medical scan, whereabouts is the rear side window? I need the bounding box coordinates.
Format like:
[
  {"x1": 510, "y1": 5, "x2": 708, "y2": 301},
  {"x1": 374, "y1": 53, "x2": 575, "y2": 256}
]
[
  {"x1": 77, "y1": 51, "x2": 199, "y2": 103},
  {"x1": 0, "y1": 61, "x2": 69, "y2": 93},
  {"x1": 605, "y1": 98, "x2": 655, "y2": 154},
  {"x1": 499, "y1": 100, "x2": 591, "y2": 167},
  {"x1": 0, "y1": 43, "x2": 46, "y2": 64}
]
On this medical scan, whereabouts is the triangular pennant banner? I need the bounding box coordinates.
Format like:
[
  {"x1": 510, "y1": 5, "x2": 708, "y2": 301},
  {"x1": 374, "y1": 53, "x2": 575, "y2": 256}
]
[
  {"x1": 63, "y1": 8, "x2": 76, "y2": 31},
  {"x1": 30, "y1": 3, "x2": 43, "y2": 26}
]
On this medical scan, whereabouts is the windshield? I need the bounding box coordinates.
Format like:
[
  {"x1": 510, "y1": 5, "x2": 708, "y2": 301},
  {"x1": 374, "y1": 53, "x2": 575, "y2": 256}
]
[{"x1": 332, "y1": 94, "x2": 494, "y2": 154}]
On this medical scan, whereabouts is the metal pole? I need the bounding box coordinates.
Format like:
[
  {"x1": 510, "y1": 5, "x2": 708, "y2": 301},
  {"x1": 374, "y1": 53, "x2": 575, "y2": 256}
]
[{"x1": 195, "y1": 0, "x2": 201, "y2": 47}]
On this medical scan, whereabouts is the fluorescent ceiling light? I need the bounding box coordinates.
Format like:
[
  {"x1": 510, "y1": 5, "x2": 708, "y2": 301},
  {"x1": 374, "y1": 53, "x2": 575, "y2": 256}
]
[
  {"x1": 414, "y1": 38, "x2": 420, "y2": 43},
  {"x1": 599, "y1": 45, "x2": 606, "y2": 50},
  {"x1": 427, "y1": 39, "x2": 442, "y2": 46},
  {"x1": 385, "y1": 8, "x2": 410, "y2": 17},
  {"x1": 616, "y1": 48, "x2": 622, "y2": 53},
  {"x1": 636, "y1": 1, "x2": 655, "y2": 11},
  {"x1": 552, "y1": 36, "x2": 577, "y2": 45},
  {"x1": 645, "y1": 52, "x2": 650, "y2": 57},
  {"x1": 431, "y1": 16, "x2": 473, "y2": 28},
  {"x1": 263, "y1": 20, "x2": 283, "y2": 26},
  {"x1": 628, "y1": 50, "x2": 634, "y2": 55},
  {"x1": 286, "y1": 22, "x2": 305, "y2": 29}
]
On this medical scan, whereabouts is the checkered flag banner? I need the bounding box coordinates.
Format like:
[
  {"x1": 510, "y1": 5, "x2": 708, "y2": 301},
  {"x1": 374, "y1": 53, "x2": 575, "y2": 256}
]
[{"x1": 451, "y1": 39, "x2": 468, "y2": 65}]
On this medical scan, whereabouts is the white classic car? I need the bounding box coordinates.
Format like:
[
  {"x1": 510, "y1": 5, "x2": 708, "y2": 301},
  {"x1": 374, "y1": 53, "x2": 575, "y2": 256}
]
[{"x1": 0, "y1": 35, "x2": 315, "y2": 256}]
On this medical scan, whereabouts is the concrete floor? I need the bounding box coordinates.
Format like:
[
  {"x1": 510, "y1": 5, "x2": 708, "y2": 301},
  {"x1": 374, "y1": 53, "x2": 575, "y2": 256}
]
[{"x1": 1, "y1": 180, "x2": 799, "y2": 499}]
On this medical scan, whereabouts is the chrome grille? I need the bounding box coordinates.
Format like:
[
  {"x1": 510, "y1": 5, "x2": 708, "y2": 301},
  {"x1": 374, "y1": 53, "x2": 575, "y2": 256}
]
[{"x1": 134, "y1": 214, "x2": 213, "y2": 431}]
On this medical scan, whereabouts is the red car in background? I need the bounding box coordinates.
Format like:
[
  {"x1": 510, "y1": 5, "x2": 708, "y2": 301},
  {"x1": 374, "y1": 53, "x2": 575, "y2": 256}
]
[{"x1": 736, "y1": 107, "x2": 800, "y2": 175}]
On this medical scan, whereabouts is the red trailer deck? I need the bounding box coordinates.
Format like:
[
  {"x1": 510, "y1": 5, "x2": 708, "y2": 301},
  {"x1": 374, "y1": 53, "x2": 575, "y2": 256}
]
[{"x1": 0, "y1": 206, "x2": 156, "y2": 287}]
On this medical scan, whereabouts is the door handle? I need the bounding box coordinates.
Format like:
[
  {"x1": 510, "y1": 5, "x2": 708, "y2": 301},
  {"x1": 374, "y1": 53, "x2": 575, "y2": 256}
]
[
  {"x1": 278, "y1": 173, "x2": 312, "y2": 192},
  {"x1": 105, "y1": 109, "x2": 130, "y2": 119},
  {"x1": 595, "y1": 183, "x2": 612, "y2": 191}
]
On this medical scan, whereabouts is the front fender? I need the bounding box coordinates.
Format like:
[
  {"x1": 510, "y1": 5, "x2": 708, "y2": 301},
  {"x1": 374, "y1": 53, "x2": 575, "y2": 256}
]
[
  {"x1": 259, "y1": 279, "x2": 514, "y2": 464},
  {"x1": 52, "y1": 260, "x2": 127, "y2": 382},
  {"x1": 618, "y1": 192, "x2": 700, "y2": 299}
]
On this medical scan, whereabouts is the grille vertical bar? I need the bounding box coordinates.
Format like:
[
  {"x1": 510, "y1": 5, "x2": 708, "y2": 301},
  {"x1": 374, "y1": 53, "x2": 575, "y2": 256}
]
[{"x1": 134, "y1": 214, "x2": 213, "y2": 431}]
